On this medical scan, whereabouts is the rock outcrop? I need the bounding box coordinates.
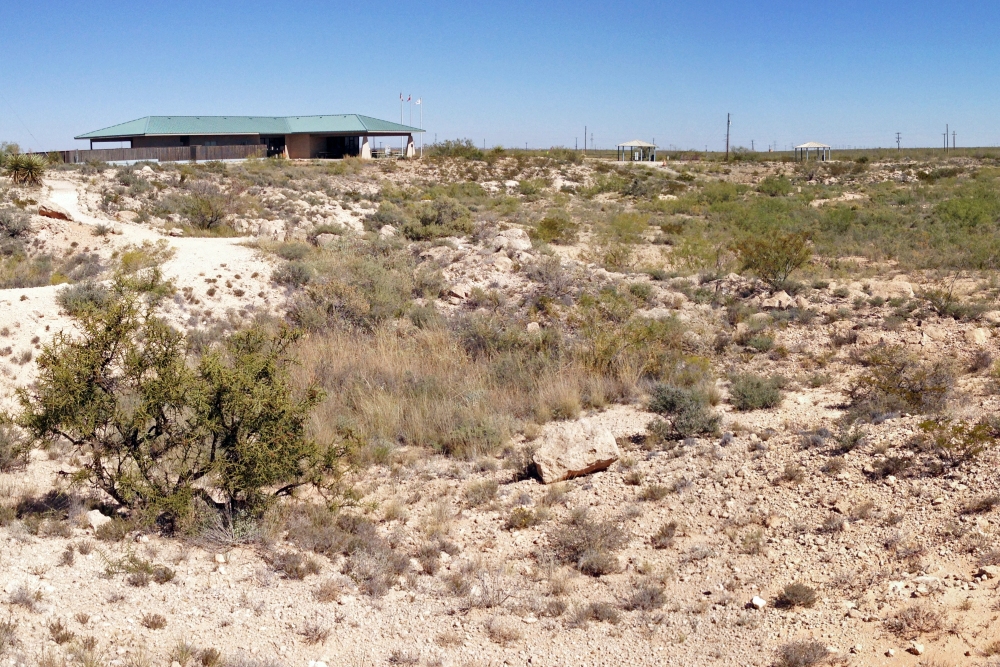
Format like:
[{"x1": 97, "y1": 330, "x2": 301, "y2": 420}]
[{"x1": 532, "y1": 418, "x2": 620, "y2": 484}]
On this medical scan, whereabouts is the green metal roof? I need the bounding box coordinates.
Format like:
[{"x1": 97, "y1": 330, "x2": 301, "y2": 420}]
[{"x1": 76, "y1": 115, "x2": 423, "y2": 140}]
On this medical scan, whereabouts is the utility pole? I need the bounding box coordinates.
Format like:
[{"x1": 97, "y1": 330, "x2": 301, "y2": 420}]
[
  {"x1": 895, "y1": 132, "x2": 901, "y2": 150},
  {"x1": 584, "y1": 126, "x2": 587, "y2": 153},
  {"x1": 725, "y1": 113, "x2": 731, "y2": 161},
  {"x1": 751, "y1": 140, "x2": 754, "y2": 151},
  {"x1": 952, "y1": 130, "x2": 956, "y2": 149}
]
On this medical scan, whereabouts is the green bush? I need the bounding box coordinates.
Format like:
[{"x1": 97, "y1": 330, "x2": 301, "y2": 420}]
[
  {"x1": 56, "y1": 281, "x2": 110, "y2": 316},
  {"x1": 647, "y1": 384, "x2": 719, "y2": 438},
  {"x1": 532, "y1": 213, "x2": 578, "y2": 244},
  {"x1": 0, "y1": 208, "x2": 30, "y2": 238},
  {"x1": 402, "y1": 198, "x2": 473, "y2": 240},
  {"x1": 0, "y1": 424, "x2": 28, "y2": 472},
  {"x1": 275, "y1": 242, "x2": 311, "y2": 261},
  {"x1": 729, "y1": 374, "x2": 782, "y2": 411},
  {"x1": 848, "y1": 345, "x2": 955, "y2": 419},
  {"x1": 757, "y1": 175, "x2": 792, "y2": 197},
  {"x1": 734, "y1": 231, "x2": 812, "y2": 288},
  {"x1": 16, "y1": 276, "x2": 331, "y2": 525}
]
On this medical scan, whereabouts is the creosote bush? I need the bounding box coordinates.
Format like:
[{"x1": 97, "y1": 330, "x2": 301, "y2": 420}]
[
  {"x1": 729, "y1": 373, "x2": 782, "y2": 411},
  {"x1": 647, "y1": 383, "x2": 719, "y2": 438},
  {"x1": 776, "y1": 582, "x2": 817, "y2": 608},
  {"x1": 16, "y1": 274, "x2": 335, "y2": 527},
  {"x1": 734, "y1": 230, "x2": 811, "y2": 288},
  {"x1": 849, "y1": 344, "x2": 955, "y2": 420},
  {"x1": 550, "y1": 511, "x2": 628, "y2": 576}
]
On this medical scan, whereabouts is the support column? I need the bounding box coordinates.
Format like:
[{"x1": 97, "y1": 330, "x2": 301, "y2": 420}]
[
  {"x1": 405, "y1": 134, "x2": 415, "y2": 158},
  {"x1": 360, "y1": 136, "x2": 372, "y2": 160}
]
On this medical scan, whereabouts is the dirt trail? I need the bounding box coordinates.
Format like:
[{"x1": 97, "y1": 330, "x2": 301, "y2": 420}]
[{"x1": 0, "y1": 178, "x2": 283, "y2": 409}]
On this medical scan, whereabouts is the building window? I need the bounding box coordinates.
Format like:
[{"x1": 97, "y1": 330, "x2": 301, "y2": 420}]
[{"x1": 179, "y1": 136, "x2": 190, "y2": 147}]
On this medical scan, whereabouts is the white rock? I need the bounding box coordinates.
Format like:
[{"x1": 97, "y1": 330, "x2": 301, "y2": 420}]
[
  {"x1": 532, "y1": 418, "x2": 620, "y2": 484},
  {"x1": 378, "y1": 225, "x2": 397, "y2": 238},
  {"x1": 983, "y1": 311, "x2": 1000, "y2": 325},
  {"x1": 167, "y1": 228, "x2": 184, "y2": 237},
  {"x1": 87, "y1": 509, "x2": 111, "y2": 530},
  {"x1": 869, "y1": 280, "x2": 914, "y2": 299},
  {"x1": 447, "y1": 283, "x2": 472, "y2": 300},
  {"x1": 965, "y1": 328, "x2": 989, "y2": 346},
  {"x1": 215, "y1": 553, "x2": 226, "y2": 564},
  {"x1": 526, "y1": 322, "x2": 541, "y2": 333},
  {"x1": 495, "y1": 228, "x2": 532, "y2": 252},
  {"x1": 750, "y1": 596, "x2": 767, "y2": 609},
  {"x1": 908, "y1": 642, "x2": 924, "y2": 656},
  {"x1": 490, "y1": 254, "x2": 514, "y2": 272},
  {"x1": 761, "y1": 290, "x2": 794, "y2": 310},
  {"x1": 315, "y1": 233, "x2": 337, "y2": 248}
]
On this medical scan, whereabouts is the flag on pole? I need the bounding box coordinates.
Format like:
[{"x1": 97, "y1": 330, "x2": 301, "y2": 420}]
[
  {"x1": 415, "y1": 98, "x2": 421, "y2": 105},
  {"x1": 407, "y1": 95, "x2": 411, "y2": 102},
  {"x1": 399, "y1": 93, "x2": 403, "y2": 101}
]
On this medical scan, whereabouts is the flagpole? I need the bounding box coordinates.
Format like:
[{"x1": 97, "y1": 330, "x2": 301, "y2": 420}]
[{"x1": 419, "y1": 99, "x2": 423, "y2": 158}]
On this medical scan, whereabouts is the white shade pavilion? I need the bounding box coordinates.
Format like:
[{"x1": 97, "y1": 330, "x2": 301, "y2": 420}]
[
  {"x1": 794, "y1": 142, "x2": 831, "y2": 161},
  {"x1": 617, "y1": 140, "x2": 657, "y2": 162}
]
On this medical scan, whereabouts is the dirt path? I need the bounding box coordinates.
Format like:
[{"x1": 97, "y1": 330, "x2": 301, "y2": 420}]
[{"x1": 0, "y1": 178, "x2": 284, "y2": 409}]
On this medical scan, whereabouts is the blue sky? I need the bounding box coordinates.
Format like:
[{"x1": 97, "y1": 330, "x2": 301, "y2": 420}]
[{"x1": 3, "y1": 1, "x2": 999, "y2": 151}]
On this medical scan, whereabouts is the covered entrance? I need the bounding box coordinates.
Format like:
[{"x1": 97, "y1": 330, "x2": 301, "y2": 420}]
[{"x1": 265, "y1": 136, "x2": 286, "y2": 158}]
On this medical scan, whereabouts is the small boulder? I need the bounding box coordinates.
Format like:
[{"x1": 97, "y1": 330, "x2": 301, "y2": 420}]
[
  {"x1": 965, "y1": 328, "x2": 989, "y2": 346},
  {"x1": 750, "y1": 596, "x2": 767, "y2": 610},
  {"x1": 495, "y1": 228, "x2": 532, "y2": 252},
  {"x1": 447, "y1": 283, "x2": 472, "y2": 300},
  {"x1": 977, "y1": 565, "x2": 1000, "y2": 579},
  {"x1": 532, "y1": 418, "x2": 620, "y2": 484},
  {"x1": 907, "y1": 642, "x2": 924, "y2": 656},
  {"x1": 761, "y1": 290, "x2": 794, "y2": 310},
  {"x1": 315, "y1": 233, "x2": 337, "y2": 248},
  {"x1": 37, "y1": 205, "x2": 73, "y2": 222},
  {"x1": 87, "y1": 509, "x2": 111, "y2": 530},
  {"x1": 379, "y1": 225, "x2": 397, "y2": 238},
  {"x1": 167, "y1": 228, "x2": 184, "y2": 237}
]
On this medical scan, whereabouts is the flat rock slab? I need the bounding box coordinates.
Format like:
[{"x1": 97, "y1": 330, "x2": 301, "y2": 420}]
[{"x1": 532, "y1": 418, "x2": 620, "y2": 484}]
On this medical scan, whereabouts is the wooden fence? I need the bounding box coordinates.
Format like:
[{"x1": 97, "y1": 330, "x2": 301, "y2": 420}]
[{"x1": 47, "y1": 144, "x2": 265, "y2": 164}]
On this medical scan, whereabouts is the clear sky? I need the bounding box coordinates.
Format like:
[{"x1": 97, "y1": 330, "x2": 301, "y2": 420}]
[{"x1": 3, "y1": 1, "x2": 999, "y2": 152}]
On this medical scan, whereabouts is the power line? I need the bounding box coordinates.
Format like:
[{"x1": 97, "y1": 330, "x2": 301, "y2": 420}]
[{"x1": 0, "y1": 90, "x2": 41, "y2": 149}]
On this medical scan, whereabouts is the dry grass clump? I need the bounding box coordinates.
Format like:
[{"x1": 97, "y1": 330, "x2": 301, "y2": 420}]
[
  {"x1": 0, "y1": 618, "x2": 16, "y2": 656},
  {"x1": 569, "y1": 601, "x2": 621, "y2": 627},
  {"x1": 464, "y1": 479, "x2": 498, "y2": 507},
  {"x1": 9, "y1": 586, "x2": 41, "y2": 611},
  {"x1": 884, "y1": 604, "x2": 944, "y2": 639},
  {"x1": 300, "y1": 622, "x2": 330, "y2": 645},
  {"x1": 484, "y1": 617, "x2": 522, "y2": 646},
  {"x1": 775, "y1": 640, "x2": 830, "y2": 667},
  {"x1": 268, "y1": 551, "x2": 321, "y2": 580},
  {"x1": 623, "y1": 580, "x2": 666, "y2": 611},
  {"x1": 48, "y1": 619, "x2": 75, "y2": 644},
  {"x1": 776, "y1": 582, "x2": 818, "y2": 608},
  {"x1": 651, "y1": 521, "x2": 678, "y2": 549},
  {"x1": 140, "y1": 613, "x2": 167, "y2": 630},
  {"x1": 550, "y1": 511, "x2": 628, "y2": 576}
]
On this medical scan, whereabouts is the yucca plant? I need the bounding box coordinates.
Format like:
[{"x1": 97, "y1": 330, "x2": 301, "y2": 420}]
[{"x1": 2, "y1": 153, "x2": 46, "y2": 186}]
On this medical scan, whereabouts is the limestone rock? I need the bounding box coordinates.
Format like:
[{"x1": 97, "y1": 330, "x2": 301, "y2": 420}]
[
  {"x1": 315, "y1": 233, "x2": 337, "y2": 248},
  {"x1": 761, "y1": 291, "x2": 794, "y2": 310},
  {"x1": 168, "y1": 228, "x2": 184, "y2": 237},
  {"x1": 922, "y1": 325, "x2": 946, "y2": 341},
  {"x1": 379, "y1": 225, "x2": 397, "y2": 238},
  {"x1": 87, "y1": 509, "x2": 111, "y2": 530},
  {"x1": 750, "y1": 596, "x2": 767, "y2": 609},
  {"x1": 447, "y1": 283, "x2": 472, "y2": 300},
  {"x1": 532, "y1": 418, "x2": 620, "y2": 484},
  {"x1": 494, "y1": 228, "x2": 532, "y2": 252},
  {"x1": 965, "y1": 328, "x2": 989, "y2": 346},
  {"x1": 869, "y1": 280, "x2": 914, "y2": 300},
  {"x1": 37, "y1": 205, "x2": 73, "y2": 222},
  {"x1": 908, "y1": 642, "x2": 924, "y2": 656},
  {"x1": 983, "y1": 311, "x2": 1000, "y2": 325},
  {"x1": 977, "y1": 565, "x2": 1000, "y2": 579},
  {"x1": 255, "y1": 219, "x2": 286, "y2": 241}
]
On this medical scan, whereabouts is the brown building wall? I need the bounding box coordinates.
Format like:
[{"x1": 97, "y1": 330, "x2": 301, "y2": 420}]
[
  {"x1": 129, "y1": 135, "x2": 261, "y2": 148},
  {"x1": 286, "y1": 134, "x2": 311, "y2": 159}
]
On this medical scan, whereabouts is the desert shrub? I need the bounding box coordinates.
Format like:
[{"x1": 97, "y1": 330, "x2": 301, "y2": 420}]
[
  {"x1": 647, "y1": 384, "x2": 720, "y2": 438},
  {"x1": 775, "y1": 640, "x2": 829, "y2": 667},
  {"x1": 2, "y1": 153, "x2": 46, "y2": 186},
  {"x1": 56, "y1": 281, "x2": 110, "y2": 316},
  {"x1": 0, "y1": 207, "x2": 30, "y2": 238},
  {"x1": 0, "y1": 618, "x2": 16, "y2": 656},
  {"x1": 622, "y1": 581, "x2": 666, "y2": 610},
  {"x1": 532, "y1": 213, "x2": 578, "y2": 244},
  {"x1": 16, "y1": 276, "x2": 332, "y2": 525},
  {"x1": 757, "y1": 175, "x2": 793, "y2": 197},
  {"x1": 914, "y1": 418, "x2": 998, "y2": 464},
  {"x1": 274, "y1": 242, "x2": 310, "y2": 261},
  {"x1": 362, "y1": 203, "x2": 408, "y2": 232},
  {"x1": 550, "y1": 514, "x2": 628, "y2": 576},
  {"x1": 970, "y1": 349, "x2": 993, "y2": 372},
  {"x1": 962, "y1": 494, "x2": 1000, "y2": 515},
  {"x1": 571, "y1": 602, "x2": 620, "y2": 626},
  {"x1": 848, "y1": 345, "x2": 955, "y2": 419},
  {"x1": 0, "y1": 425, "x2": 28, "y2": 472},
  {"x1": 651, "y1": 521, "x2": 677, "y2": 549},
  {"x1": 178, "y1": 186, "x2": 230, "y2": 229},
  {"x1": 272, "y1": 261, "x2": 313, "y2": 287},
  {"x1": 269, "y1": 552, "x2": 321, "y2": 580},
  {"x1": 426, "y1": 139, "x2": 486, "y2": 161},
  {"x1": 776, "y1": 582, "x2": 817, "y2": 608},
  {"x1": 729, "y1": 374, "x2": 782, "y2": 411},
  {"x1": 920, "y1": 287, "x2": 990, "y2": 321},
  {"x1": 734, "y1": 231, "x2": 811, "y2": 288},
  {"x1": 403, "y1": 197, "x2": 473, "y2": 240},
  {"x1": 884, "y1": 604, "x2": 943, "y2": 639},
  {"x1": 464, "y1": 479, "x2": 498, "y2": 507}
]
